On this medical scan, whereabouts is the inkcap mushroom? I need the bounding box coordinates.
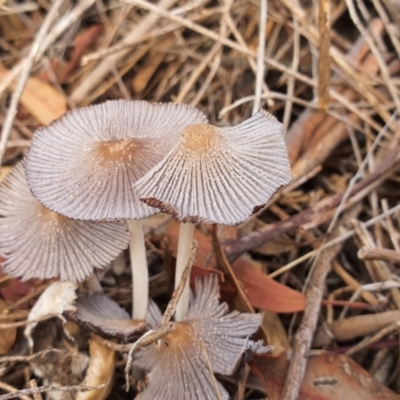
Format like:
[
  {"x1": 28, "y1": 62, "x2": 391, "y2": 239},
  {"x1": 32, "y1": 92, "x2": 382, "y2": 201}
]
[
  {"x1": 135, "y1": 110, "x2": 291, "y2": 320},
  {"x1": 25, "y1": 100, "x2": 207, "y2": 319},
  {"x1": 0, "y1": 162, "x2": 130, "y2": 282}
]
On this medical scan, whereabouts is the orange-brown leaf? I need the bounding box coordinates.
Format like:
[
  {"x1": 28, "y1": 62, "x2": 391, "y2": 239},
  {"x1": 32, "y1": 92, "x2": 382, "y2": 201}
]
[
  {"x1": 231, "y1": 259, "x2": 305, "y2": 313},
  {"x1": 250, "y1": 351, "x2": 400, "y2": 400}
]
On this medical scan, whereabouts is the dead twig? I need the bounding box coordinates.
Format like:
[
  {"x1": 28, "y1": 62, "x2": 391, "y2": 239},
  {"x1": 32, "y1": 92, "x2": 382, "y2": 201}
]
[{"x1": 0, "y1": 384, "x2": 105, "y2": 400}]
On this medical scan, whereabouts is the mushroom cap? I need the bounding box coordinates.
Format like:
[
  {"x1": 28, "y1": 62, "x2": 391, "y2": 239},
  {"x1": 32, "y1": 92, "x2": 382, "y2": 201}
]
[
  {"x1": 65, "y1": 293, "x2": 146, "y2": 340},
  {"x1": 25, "y1": 100, "x2": 208, "y2": 221},
  {"x1": 135, "y1": 110, "x2": 291, "y2": 225},
  {"x1": 135, "y1": 274, "x2": 264, "y2": 399},
  {"x1": 0, "y1": 163, "x2": 130, "y2": 282}
]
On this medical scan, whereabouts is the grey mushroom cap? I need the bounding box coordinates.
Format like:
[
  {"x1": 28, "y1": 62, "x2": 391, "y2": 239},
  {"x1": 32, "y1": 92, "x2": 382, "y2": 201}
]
[
  {"x1": 135, "y1": 274, "x2": 266, "y2": 399},
  {"x1": 25, "y1": 100, "x2": 208, "y2": 221},
  {"x1": 65, "y1": 294, "x2": 146, "y2": 340},
  {"x1": 135, "y1": 110, "x2": 291, "y2": 225},
  {"x1": 0, "y1": 163, "x2": 130, "y2": 282}
]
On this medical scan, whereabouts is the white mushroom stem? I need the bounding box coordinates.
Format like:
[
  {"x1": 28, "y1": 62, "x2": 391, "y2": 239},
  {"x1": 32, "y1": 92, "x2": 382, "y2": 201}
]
[
  {"x1": 174, "y1": 222, "x2": 195, "y2": 321},
  {"x1": 127, "y1": 219, "x2": 148, "y2": 320}
]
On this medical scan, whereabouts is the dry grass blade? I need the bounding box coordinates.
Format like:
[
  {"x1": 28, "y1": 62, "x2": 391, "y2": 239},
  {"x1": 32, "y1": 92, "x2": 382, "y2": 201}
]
[{"x1": 317, "y1": 0, "x2": 330, "y2": 110}]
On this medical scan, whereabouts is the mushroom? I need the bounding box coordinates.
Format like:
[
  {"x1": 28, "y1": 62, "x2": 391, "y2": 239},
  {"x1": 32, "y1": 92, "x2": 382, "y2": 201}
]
[
  {"x1": 135, "y1": 110, "x2": 291, "y2": 320},
  {"x1": 0, "y1": 162, "x2": 130, "y2": 282},
  {"x1": 135, "y1": 274, "x2": 268, "y2": 399},
  {"x1": 65, "y1": 293, "x2": 146, "y2": 341},
  {"x1": 25, "y1": 100, "x2": 208, "y2": 319}
]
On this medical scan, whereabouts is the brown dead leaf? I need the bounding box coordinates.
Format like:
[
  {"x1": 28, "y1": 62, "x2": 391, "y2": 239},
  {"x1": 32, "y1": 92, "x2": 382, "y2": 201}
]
[
  {"x1": 76, "y1": 338, "x2": 116, "y2": 400},
  {"x1": 231, "y1": 258, "x2": 306, "y2": 313},
  {"x1": 0, "y1": 298, "x2": 16, "y2": 355},
  {"x1": 250, "y1": 351, "x2": 400, "y2": 400},
  {"x1": 0, "y1": 66, "x2": 67, "y2": 125}
]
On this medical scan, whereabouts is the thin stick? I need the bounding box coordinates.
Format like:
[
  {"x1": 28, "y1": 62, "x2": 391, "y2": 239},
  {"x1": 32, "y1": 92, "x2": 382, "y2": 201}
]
[
  {"x1": 0, "y1": 385, "x2": 105, "y2": 400},
  {"x1": 0, "y1": 382, "x2": 31, "y2": 400},
  {"x1": 160, "y1": 243, "x2": 198, "y2": 326},
  {"x1": 0, "y1": 0, "x2": 64, "y2": 167},
  {"x1": 358, "y1": 247, "x2": 400, "y2": 263},
  {"x1": 252, "y1": 0, "x2": 267, "y2": 115},
  {"x1": 0, "y1": 348, "x2": 61, "y2": 364},
  {"x1": 318, "y1": 0, "x2": 330, "y2": 110}
]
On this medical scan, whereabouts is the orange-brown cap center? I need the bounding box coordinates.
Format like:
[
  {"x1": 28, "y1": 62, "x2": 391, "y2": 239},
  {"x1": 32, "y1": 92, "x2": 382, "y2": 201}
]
[
  {"x1": 182, "y1": 124, "x2": 219, "y2": 153},
  {"x1": 156, "y1": 322, "x2": 194, "y2": 352},
  {"x1": 94, "y1": 138, "x2": 140, "y2": 164}
]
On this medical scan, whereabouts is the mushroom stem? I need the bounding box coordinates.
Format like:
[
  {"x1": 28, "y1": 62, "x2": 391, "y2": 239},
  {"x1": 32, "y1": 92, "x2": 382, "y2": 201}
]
[
  {"x1": 174, "y1": 222, "x2": 195, "y2": 321},
  {"x1": 127, "y1": 219, "x2": 148, "y2": 320}
]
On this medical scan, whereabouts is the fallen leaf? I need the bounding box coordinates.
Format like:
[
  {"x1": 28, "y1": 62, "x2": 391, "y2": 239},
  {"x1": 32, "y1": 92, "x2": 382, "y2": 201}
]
[
  {"x1": 250, "y1": 351, "x2": 400, "y2": 400},
  {"x1": 76, "y1": 338, "x2": 116, "y2": 400},
  {"x1": 167, "y1": 221, "x2": 305, "y2": 312},
  {"x1": 0, "y1": 298, "x2": 16, "y2": 355},
  {"x1": 0, "y1": 66, "x2": 67, "y2": 125},
  {"x1": 231, "y1": 259, "x2": 306, "y2": 313}
]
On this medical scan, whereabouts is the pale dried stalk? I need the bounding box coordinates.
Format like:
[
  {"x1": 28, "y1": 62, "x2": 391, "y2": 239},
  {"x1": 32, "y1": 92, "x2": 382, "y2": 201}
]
[
  {"x1": 0, "y1": 0, "x2": 65, "y2": 167},
  {"x1": 317, "y1": 0, "x2": 330, "y2": 109},
  {"x1": 126, "y1": 0, "x2": 383, "y2": 134},
  {"x1": 71, "y1": 0, "x2": 178, "y2": 103},
  {"x1": 252, "y1": 0, "x2": 267, "y2": 115},
  {"x1": 345, "y1": 0, "x2": 400, "y2": 108}
]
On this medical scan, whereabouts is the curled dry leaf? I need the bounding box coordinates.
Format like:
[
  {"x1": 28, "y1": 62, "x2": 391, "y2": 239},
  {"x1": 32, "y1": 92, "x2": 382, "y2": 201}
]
[
  {"x1": 76, "y1": 338, "x2": 116, "y2": 400},
  {"x1": 24, "y1": 281, "x2": 77, "y2": 348},
  {"x1": 0, "y1": 298, "x2": 16, "y2": 355},
  {"x1": 250, "y1": 351, "x2": 400, "y2": 400}
]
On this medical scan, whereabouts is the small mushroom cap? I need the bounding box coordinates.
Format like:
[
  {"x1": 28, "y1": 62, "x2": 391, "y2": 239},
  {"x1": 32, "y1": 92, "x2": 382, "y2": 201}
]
[
  {"x1": 135, "y1": 274, "x2": 264, "y2": 399},
  {"x1": 65, "y1": 294, "x2": 146, "y2": 340},
  {"x1": 25, "y1": 100, "x2": 208, "y2": 221},
  {"x1": 135, "y1": 110, "x2": 291, "y2": 225},
  {"x1": 0, "y1": 163, "x2": 130, "y2": 282}
]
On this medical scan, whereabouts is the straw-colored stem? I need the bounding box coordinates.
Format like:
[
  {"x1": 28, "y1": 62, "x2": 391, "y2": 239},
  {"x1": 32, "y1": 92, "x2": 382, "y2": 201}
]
[
  {"x1": 174, "y1": 222, "x2": 195, "y2": 321},
  {"x1": 127, "y1": 219, "x2": 148, "y2": 320}
]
